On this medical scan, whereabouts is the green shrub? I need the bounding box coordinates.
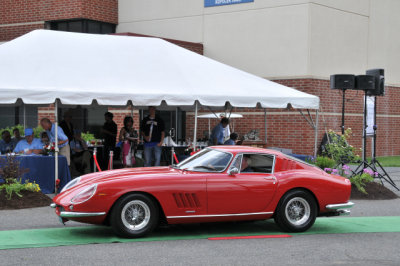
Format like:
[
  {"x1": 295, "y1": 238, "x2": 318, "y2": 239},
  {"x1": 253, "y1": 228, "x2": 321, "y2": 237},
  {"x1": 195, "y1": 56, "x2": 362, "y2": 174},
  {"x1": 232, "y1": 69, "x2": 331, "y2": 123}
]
[
  {"x1": 323, "y1": 128, "x2": 360, "y2": 164},
  {"x1": 0, "y1": 155, "x2": 28, "y2": 184},
  {"x1": 350, "y1": 171, "x2": 374, "y2": 194},
  {"x1": 0, "y1": 179, "x2": 41, "y2": 200},
  {"x1": 315, "y1": 156, "x2": 336, "y2": 170}
]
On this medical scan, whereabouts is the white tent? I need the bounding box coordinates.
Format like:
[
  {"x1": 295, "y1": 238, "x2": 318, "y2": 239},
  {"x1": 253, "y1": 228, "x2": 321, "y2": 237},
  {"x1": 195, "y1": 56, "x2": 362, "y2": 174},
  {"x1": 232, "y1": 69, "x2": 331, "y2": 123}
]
[
  {"x1": 0, "y1": 30, "x2": 319, "y2": 109},
  {"x1": 0, "y1": 30, "x2": 320, "y2": 192}
]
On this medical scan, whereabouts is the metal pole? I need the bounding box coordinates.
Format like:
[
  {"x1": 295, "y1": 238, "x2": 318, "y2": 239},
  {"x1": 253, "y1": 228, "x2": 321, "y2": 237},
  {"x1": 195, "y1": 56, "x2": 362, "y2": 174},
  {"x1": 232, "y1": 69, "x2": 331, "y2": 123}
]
[
  {"x1": 23, "y1": 103, "x2": 26, "y2": 129},
  {"x1": 175, "y1": 107, "x2": 178, "y2": 143},
  {"x1": 109, "y1": 150, "x2": 114, "y2": 170},
  {"x1": 362, "y1": 92, "x2": 367, "y2": 168},
  {"x1": 54, "y1": 100, "x2": 59, "y2": 194},
  {"x1": 341, "y1": 89, "x2": 346, "y2": 135},
  {"x1": 93, "y1": 148, "x2": 97, "y2": 172},
  {"x1": 264, "y1": 108, "x2": 267, "y2": 145},
  {"x1": 314, "y1": 110, "x2": 319, "y2": 158},
  {"x1": 193, "y1": 101, "x2": 198, "y2": 149},
  {"x1": 171, "y1": 146, "x2": 175, "y2": 165}
]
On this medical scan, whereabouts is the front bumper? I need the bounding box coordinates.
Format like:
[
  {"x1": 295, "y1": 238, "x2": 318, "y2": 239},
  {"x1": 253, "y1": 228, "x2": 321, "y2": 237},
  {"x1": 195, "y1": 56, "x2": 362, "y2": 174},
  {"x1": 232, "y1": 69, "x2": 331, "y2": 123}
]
[{"x1": 50, "y1": 203, "x2": 106, "y2": 218}]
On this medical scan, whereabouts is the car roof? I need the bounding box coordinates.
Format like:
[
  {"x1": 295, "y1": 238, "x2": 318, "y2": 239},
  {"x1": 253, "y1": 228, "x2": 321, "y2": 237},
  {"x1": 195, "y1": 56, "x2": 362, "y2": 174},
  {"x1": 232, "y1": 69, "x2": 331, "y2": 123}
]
[{"x1": 209, "y1": 145, "x2": 284, "y2": 156}]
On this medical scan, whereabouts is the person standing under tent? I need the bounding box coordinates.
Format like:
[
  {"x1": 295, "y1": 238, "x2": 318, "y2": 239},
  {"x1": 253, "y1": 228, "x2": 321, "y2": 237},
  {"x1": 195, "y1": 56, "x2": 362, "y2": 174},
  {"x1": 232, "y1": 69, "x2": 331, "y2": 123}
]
[
  {"x1": 40, "y1": 118, "x2": 70, "y2": 165},
  {"x1": 141, "y1": 106, "x2": 165, "y2": 167},
  {"x1": 119, "y1": 116, "x2": 138, "y2": 167},
  {"x1": 101, "y1": 112, "x2": 118, "y2": 169},
  {"x1": 209, "y1": 118, "x2": 230, "y2": 145}
]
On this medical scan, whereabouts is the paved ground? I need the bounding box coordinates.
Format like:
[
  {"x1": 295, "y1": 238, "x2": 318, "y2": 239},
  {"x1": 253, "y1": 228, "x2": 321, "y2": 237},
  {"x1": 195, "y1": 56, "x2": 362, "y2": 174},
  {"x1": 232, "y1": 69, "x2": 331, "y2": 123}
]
[{"x1": 1, "y1": 169, "x2": 400, "y2": 266}]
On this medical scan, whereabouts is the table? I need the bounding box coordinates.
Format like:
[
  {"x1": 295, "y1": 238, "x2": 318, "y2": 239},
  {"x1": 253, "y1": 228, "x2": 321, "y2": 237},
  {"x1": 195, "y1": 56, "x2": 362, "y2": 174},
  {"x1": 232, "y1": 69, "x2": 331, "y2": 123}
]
[{"x1": 0, "y1": 155, "x2": 71, "y2": 194}]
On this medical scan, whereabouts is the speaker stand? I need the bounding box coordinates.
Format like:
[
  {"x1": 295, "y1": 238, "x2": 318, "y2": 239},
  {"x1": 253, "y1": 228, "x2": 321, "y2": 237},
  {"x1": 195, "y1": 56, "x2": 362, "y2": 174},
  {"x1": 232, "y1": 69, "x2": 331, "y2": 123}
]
[
  {"x1": 351, "y1": 93, "x2": 399, "y2": 191},
  {"x1": 341, "y1": 89, "x2": 346, "y2": 135}
]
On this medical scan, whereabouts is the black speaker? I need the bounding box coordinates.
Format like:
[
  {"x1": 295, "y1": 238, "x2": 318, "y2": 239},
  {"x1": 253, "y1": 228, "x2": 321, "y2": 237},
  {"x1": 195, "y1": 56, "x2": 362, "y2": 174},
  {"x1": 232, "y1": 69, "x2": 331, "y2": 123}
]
[
  {"x1": 355, "y1": 75, "x2": 375, "y2": 90},
  {"x1": 366, "y1": 68, "x2": 385, "y2": 96},
  {"x1": 330, "y1": 74, "x2": 355, "y2": 89}
]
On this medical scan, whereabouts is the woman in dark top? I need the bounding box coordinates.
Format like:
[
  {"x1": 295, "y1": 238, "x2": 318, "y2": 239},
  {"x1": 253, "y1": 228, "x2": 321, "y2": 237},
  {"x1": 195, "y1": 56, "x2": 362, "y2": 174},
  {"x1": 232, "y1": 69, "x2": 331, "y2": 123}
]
[{"x1": 119, "y1": 116, "x2": 138, "y2": 167}]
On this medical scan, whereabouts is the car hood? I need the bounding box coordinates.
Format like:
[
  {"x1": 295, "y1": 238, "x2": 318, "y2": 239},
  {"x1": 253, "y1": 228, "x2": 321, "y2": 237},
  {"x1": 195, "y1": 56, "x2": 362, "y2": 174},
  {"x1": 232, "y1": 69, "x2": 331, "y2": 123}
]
[{"x1": 78, "y1": 166, "x2": 182, "y2": 184}]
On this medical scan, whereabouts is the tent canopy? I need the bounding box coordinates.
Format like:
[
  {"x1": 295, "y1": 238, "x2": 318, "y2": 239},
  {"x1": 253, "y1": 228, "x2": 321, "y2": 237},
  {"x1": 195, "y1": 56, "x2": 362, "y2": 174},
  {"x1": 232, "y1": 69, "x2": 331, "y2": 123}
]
[
  {"x1": 198, "y1": 113, "x2": 243, "y2": 119},
  {"x1": 0, "y1": 30, "x2": 319, "y2": 109}
]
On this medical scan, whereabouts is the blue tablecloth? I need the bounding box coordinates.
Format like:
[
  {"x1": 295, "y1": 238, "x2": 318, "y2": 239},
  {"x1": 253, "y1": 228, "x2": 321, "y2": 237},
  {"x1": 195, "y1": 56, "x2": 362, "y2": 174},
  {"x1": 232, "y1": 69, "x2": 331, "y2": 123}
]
[{"x1": 0, "y1": 155, "x2": 71, "y2": 194}]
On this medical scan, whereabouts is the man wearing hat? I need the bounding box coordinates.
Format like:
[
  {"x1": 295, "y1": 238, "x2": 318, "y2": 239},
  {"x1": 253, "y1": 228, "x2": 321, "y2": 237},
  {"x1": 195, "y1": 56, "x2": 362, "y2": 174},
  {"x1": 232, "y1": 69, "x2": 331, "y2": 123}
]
[{"x1": 13, "y1": 128, "x2": 43, "y2": 155}]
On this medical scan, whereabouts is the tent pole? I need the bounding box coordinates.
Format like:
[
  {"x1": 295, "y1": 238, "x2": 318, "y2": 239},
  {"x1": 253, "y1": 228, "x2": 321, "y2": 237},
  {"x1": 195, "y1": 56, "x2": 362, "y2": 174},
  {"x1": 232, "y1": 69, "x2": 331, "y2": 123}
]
[
  {"x1": 208, "y1": 119, "x2": 210, "y2": 141},
  {"x1": 23, "y1": 103, "x2": 26, "y2": 129},
  {"x1": 193, "y1": 101, "x2": 198, "y2": 149},
  {"x1": 54, "y1": 100, "x2": 59, "y2": 194},
  {"x1": 264, "y1": 108, "x2": 267, "y2": 146},
  {"x1": 314, "y1": 110, "x2": 319, "y2": 158},
  {"x1": 176, "y1": 107, "x2": 178, "y2": 143}
]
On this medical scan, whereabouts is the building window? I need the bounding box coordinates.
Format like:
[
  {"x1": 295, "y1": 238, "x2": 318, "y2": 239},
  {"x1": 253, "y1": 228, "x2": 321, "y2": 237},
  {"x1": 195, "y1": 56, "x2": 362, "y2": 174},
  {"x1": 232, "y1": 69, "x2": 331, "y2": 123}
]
[
  {"x1": 0, "y1": 105, "x2": 38, "y2": 129},
  {"x1": 46, "y1": 19, "x2": 116, "y2": 34}
]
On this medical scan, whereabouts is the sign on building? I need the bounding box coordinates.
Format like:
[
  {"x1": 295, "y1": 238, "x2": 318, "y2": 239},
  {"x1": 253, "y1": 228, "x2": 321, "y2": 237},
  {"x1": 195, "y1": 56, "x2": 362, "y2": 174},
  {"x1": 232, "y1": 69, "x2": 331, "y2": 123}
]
[{"x1": 204, "y1": 0, "x2": 254, "y2": 8}]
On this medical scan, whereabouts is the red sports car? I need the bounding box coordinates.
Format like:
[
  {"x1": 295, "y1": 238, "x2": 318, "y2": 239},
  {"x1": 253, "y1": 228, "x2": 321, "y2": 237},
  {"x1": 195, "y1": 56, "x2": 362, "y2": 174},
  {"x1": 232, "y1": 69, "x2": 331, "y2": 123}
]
[{"x1": 51, "y1": 146, "x2": 354, "y2": 238}]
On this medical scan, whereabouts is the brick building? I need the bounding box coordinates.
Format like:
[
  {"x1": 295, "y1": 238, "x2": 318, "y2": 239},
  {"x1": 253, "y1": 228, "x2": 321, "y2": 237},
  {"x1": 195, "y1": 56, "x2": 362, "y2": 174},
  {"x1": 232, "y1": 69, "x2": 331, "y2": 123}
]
[{"x1": 1, "y1": 0, "x2": 399, "y2": 157}]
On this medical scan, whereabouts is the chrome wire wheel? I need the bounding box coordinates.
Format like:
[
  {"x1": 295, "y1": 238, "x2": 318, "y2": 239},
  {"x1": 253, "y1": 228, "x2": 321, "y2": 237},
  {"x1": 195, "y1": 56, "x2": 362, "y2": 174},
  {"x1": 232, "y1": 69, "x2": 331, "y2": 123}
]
[
  {"x1": 121, "y1": 200, "x2": 151, "y2": 231},
  {"x1": 284, "y1": 197, "x2": 311, "y2": 226}
]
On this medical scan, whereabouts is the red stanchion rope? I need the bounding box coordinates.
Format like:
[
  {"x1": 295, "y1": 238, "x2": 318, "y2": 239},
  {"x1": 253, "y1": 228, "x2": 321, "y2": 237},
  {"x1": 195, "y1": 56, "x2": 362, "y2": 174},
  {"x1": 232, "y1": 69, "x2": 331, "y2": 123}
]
[
  {"x1": 93, "y1": 154, "x2": 102, "y2": 172},
  {"x1": 173, "y1": 153, "x2": 179, "y2": 164}
]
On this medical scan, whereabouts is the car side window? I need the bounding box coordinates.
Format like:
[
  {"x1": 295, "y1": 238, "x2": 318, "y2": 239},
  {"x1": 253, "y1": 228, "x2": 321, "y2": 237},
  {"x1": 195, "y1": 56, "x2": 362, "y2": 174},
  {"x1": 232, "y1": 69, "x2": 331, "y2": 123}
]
[
  {"x1": 229, "y1": 154, "x2": 242, "y2": 171},
  {"x1": 240, "y1": 154, "x2": 274, "y2": 174}
]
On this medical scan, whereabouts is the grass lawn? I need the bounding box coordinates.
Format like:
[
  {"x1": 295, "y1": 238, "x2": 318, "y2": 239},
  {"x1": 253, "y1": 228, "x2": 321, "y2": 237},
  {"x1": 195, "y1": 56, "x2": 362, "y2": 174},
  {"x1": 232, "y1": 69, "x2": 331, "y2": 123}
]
[{"x1": 368, "y1": 156, "x2": 400, "y2": 167}]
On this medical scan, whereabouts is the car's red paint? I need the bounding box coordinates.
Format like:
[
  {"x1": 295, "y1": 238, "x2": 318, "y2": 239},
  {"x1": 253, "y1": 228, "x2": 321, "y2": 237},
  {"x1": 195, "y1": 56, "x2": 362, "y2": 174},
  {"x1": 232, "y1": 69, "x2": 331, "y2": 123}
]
[{"x1": 53, "y1": 146, "x2": 351, "y2": 226}]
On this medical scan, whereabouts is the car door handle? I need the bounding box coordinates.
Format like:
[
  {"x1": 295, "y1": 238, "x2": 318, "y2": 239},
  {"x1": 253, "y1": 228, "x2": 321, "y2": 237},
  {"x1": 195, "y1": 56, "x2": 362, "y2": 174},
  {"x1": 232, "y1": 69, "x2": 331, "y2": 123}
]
[{"x1": 264, "y1": 176, "x2": 277, "y2": 184}]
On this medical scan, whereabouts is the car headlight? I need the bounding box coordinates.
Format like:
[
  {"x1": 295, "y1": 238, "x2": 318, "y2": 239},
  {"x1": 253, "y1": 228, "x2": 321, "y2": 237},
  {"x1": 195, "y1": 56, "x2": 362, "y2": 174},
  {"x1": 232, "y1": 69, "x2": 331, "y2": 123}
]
[
  {"x1": 70, "y1": 184, "x2": 97, "y2": 204},
  {"x1": 61, "y1": 177, "x2": 81, "y2": 193}
]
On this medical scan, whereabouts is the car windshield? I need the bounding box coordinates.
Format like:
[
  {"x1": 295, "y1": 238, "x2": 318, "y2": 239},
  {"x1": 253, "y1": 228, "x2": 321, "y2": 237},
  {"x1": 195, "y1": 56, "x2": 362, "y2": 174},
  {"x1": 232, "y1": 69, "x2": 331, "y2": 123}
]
[{"x1": 175, "y1": 148, "x2": 232, "y2": 172}]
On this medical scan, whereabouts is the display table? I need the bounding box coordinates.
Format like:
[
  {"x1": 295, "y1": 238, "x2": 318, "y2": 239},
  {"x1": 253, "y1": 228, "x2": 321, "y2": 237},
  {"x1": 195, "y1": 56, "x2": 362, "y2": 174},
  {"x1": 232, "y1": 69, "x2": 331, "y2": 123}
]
[{"x1": 0, "y1": 155, "x2": 71, "y2": 194}]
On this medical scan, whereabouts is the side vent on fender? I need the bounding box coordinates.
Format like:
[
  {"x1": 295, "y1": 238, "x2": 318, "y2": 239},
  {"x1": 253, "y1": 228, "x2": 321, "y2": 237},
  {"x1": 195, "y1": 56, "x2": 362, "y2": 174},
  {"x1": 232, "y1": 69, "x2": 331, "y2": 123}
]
[{"x1": 173, "y1": 193, "x2": 201, "y2": 208}]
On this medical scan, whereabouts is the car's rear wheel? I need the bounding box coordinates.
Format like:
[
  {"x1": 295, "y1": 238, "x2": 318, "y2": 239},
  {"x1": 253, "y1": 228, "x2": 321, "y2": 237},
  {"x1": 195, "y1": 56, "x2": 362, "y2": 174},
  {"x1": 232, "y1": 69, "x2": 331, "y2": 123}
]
[
  {"x1": 274, "y1": 189, "x2": 317, "y2": 232},
  {"x1": 110, "y1": 193, "x2": 159, "y2": 238}
]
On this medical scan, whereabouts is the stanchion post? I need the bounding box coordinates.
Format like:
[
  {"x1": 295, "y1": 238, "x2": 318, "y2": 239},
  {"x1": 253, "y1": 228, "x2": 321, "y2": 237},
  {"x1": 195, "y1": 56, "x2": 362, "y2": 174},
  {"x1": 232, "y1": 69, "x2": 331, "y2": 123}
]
[
  {"x1": 171, "y1": 146, "x2": 175, "y2": 165},
  {"x1": 93, "y1": 147, "x2": 97, "y2": 172},
  {"x1": 109, "y1": 150, "x2": 114, "y2": 170}
]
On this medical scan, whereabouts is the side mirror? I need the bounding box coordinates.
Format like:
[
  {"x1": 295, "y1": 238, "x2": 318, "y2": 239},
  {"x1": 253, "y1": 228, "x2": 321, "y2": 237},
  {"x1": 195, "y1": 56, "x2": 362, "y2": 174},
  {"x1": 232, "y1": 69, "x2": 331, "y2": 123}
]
[{"x1": 228, "y1": 167, "x2": 239, "y2": 176}]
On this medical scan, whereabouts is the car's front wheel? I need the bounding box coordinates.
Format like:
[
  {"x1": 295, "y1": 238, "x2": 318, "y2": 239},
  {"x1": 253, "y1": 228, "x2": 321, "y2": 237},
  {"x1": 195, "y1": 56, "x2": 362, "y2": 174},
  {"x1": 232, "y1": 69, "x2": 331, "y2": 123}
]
[
  {"x1": 110, "y1": 193, "x2": 159, "y2": 238},
  {"x1": 274, "y1": 189, "x2": 317, "y2": 232}
]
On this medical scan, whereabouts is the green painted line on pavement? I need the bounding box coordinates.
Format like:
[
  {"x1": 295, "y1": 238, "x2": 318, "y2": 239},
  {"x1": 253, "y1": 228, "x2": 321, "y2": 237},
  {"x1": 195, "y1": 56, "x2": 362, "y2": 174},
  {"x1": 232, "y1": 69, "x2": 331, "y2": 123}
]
[{"x1": 1, "y1": 216, "x2": 400, "y2": 250}]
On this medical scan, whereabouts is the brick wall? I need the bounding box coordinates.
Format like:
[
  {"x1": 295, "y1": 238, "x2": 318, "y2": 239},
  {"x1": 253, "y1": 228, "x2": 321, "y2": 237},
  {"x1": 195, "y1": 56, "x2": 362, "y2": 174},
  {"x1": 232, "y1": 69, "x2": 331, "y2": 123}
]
[
  {"x1": 0, "y1": 0, "x2": 118, "y2": 41},
  {"x1": 185, "y1": 78, "x2": 400, "y2": 157}
]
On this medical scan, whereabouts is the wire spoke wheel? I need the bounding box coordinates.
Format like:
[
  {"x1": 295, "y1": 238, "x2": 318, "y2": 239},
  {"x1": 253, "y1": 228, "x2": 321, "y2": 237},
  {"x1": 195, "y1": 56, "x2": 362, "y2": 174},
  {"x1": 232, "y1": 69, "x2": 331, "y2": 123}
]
[
  {"x1": 274, "y1": 190, "x2": 317, "y2": 232},
  {"x1": 121, "y1": 200, "x2": 151, "y2": 231},
  {"x1": 284, "y1": 197, "x2": 310, "y2": 226}
]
